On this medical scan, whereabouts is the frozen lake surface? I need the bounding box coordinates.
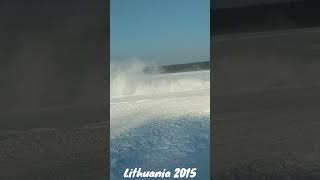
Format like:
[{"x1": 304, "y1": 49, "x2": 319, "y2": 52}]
[{"x1": 110, "y1": 70, "x2": 210, "y2": 179}]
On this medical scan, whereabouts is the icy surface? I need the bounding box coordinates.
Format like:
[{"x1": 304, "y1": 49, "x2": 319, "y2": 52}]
[{"x1": 110, "y1": 70, "x2": 210, "y2": 179}]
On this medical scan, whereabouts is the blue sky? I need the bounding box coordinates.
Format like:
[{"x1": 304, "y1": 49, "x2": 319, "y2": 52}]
[{"x1": 111, "y1": 0, "x2": 210, "y2": 65}]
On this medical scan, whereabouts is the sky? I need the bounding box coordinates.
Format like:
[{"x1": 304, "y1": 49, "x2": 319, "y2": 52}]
[{"x1": 111, "y1": 0, "x2": 210, "y2": 65}]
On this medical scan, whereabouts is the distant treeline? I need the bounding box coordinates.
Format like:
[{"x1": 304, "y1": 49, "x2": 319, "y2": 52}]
[
  {"x1": 211, "y1": 0, "x2": 320, "y2": 35},
  {"x1": 144, "y1": 61, "x2": 210, "y2": 74}
]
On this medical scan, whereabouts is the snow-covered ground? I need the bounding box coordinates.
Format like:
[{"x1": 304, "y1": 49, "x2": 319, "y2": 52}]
[{"x1": 110, "y1": 70, "x2": 210, "y2": 179}]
